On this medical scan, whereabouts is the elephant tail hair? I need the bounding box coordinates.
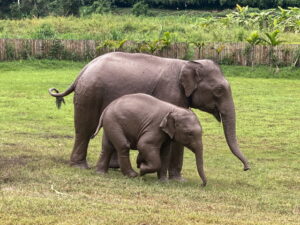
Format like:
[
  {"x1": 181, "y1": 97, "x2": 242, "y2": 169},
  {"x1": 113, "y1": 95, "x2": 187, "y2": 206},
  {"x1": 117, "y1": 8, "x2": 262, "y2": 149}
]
[
  {"x1": 91, "y1": 109, "x2": 106, "y2": 139},
  {"x1": 48, "y1": 83, "x2": 75, "y2": 109}
]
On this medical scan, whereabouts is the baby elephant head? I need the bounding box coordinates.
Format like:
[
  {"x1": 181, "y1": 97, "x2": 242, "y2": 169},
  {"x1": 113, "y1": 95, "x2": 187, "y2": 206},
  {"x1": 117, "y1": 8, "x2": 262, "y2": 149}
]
[{"x1": 160, "y1": 110, "x2": 207, "y2": 186}]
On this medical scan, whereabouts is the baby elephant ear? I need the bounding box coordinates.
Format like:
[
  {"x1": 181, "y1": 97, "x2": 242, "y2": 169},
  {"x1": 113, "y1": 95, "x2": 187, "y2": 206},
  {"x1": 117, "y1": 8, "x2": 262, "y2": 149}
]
[{"x1": 159, "y1": 112, "x2": 175, "y2": 139}]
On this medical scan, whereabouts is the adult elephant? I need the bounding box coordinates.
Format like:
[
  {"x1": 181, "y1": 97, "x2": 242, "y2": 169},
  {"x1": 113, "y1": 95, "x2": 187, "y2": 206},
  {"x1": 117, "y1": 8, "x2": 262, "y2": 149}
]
[{"x1": 49, "y1": 52, "x2": 250, "y2": 179}]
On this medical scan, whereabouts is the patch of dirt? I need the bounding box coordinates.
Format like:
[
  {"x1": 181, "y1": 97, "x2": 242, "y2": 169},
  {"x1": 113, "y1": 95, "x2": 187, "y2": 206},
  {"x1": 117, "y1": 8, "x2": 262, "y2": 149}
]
[
  {"x1": 14, "y1": 132, "x2": 73, "y2": 140},
  {"x1": 2, "y1": 143, "x2": 17, "y2": 146},
  {"x1": 41, "y1": 134, "x2": 73, "y2": 140},
  {"x1": 0, "y1": 155, "x2": 31, "y2": 169},
  {"x1": 48, "y1": 156, "x2": 69, "y2": 165},
  {"x1": 256, "y1": 158, "x2": 276, "y2": 161}
]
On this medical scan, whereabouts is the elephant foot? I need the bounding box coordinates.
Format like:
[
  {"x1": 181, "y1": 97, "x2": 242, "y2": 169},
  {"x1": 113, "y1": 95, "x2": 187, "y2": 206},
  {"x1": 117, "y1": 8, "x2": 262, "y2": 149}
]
[
  {"x1": 125, "y1": 170, "x2": 139, "y2": 178},
  {"x1": 159, "y1": 177, "x2": 168, "y2": 182},
  {"x1": 96, "y1": 169, "x2": 108, "y2": 174},
  {"x1": 70, "y1": 160, "x2": 90, "y2": 169},
  {"x1": 169, "y1": 175, "x2": 186, "y2": 182}
]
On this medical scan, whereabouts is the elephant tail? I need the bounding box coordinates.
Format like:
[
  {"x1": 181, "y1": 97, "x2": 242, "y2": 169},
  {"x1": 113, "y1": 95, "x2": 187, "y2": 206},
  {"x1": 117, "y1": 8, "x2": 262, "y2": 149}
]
[
  {"x1": 48, "y1": 60, "x2": 93, "y2": 109},
  {"x1": 48, "y1": 83, "x2": 75, "y2": 109},
  {"x1": 91, "y1": 108, "x2": 106, "y2": 139}
]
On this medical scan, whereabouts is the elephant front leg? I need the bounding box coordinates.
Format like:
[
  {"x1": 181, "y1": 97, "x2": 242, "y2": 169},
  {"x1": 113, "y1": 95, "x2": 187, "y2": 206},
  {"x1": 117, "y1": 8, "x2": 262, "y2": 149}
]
[
  {"x1": 157, "y1": 142, "x2": 171, "y2": 181},
  {"x1": 168, "y1": 142, "x2": 185, "y2": 181},
  {"x1": 117, "y1": 146, "x2": 138, "y2": 178},
  {"x1": 138, "y1": 146, "x2": 161, "y2": 176}
]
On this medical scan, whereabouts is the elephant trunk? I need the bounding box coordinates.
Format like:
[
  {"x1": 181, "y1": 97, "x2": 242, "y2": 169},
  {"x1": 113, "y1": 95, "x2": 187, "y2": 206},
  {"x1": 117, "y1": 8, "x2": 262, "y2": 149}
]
[
  {"x1": 220, "y1": 99, "x2": 250, "y2": 171},
  {"x1": 193, "y1": 142, "x2": 207, "y2": 187}
]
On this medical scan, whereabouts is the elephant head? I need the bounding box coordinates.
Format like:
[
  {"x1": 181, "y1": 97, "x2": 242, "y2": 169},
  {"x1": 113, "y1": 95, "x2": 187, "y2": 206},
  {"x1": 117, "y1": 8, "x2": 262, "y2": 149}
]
[
  {"x1": 160, "y1": 110, "x2": 207, "y2": 186},
  {"x1": 180, "y1": 60, "x2": 250, "y2": 171}
]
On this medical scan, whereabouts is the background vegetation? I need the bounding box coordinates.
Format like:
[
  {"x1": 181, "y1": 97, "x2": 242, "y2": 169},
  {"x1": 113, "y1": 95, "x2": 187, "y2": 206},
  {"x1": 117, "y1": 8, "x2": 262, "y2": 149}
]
[
  {"x1": 1, "y1": 0, "x2": 300, "y2": 19},
  {"x1": 0, "y1": 60, "x2": 299, "y2": 224},
  {"x1": 0, "y1": 6, "x2": 299, "y2": 44}
]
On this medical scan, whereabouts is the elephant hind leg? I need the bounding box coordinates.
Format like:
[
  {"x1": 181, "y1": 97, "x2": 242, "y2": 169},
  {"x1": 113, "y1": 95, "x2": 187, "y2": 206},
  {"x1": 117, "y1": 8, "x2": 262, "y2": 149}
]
[
  {"x1": 70, "y1": 97, "x2": 101, "y2": 169},
  {"x1": 96, "y1": 132, "x2": 115, "y2": 174},
  {"x1": 108, "y1": 131, "x2": 138, "y2": 178}
]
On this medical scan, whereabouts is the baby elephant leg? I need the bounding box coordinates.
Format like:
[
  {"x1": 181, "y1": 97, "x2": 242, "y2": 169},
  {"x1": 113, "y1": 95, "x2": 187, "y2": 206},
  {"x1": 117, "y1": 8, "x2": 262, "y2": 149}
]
[
  {"x1": 117, "y1": 145, "x2": 138, "y2": 178},
  {"x1": 157, "y1": 143, "x2": 171, "y2": 181},
  {"x1": 96, "y1": 133, "x2": 114, "y2": 174},
  {"x1": 139, "y1": 146, "x2": 161, "y2": 176},
  {"x1": 136, "y1": 152, "x2": 145, "y2": 169}
]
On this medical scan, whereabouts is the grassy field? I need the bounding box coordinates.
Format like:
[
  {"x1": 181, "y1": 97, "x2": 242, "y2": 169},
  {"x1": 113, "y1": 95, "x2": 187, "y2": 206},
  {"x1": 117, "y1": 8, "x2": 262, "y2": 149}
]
[
  {"x1": 0, "y1": 60, "x2": 299, "y2": 224},
  {"x1": 1, "y1": 13, "x2": 300, "y2": 44}
]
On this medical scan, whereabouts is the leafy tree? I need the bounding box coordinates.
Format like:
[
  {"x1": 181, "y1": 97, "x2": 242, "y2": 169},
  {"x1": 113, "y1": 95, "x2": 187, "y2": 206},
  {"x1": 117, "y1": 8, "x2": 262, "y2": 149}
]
[
  {"x1": 0, "y1": 0, "x2": 13, "y2": 18},
  {"x1": 132, "y1": 1, "x2": 149, "y2": 16}
]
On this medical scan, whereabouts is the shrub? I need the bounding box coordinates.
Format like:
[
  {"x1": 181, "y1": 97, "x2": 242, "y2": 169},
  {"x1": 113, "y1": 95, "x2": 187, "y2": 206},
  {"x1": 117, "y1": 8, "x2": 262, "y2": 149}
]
[
  {"x1": 81, "y1": 0, "x2": 112, "y2": 16},
  {"x1": 5, "y1": 42, "x2": 15, "y2": 60},
  {"x1": 132, "y1": 1, "x2": 149, "y2": 16},
  {"x1": 33, "y1": 24, "x2": 56, "y2": 39}
]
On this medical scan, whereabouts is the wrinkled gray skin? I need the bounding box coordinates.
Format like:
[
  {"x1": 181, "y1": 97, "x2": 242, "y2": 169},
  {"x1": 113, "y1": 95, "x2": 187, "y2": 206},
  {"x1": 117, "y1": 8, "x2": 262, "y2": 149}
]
[
  {"x1": 49, "y1": 52, "x2": 250, "y2": 178},
  {"x1": 92, "y1": 94, "x2": 207, "y2": 186}
]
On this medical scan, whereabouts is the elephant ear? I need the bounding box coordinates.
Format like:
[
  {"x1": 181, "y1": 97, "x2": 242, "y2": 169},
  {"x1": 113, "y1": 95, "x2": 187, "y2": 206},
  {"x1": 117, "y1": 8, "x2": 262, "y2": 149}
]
[
  {"x1": 179, "y1": 61, "x2": 203, "y2": 97},
  {"x1": 213, "y1": 85, "x2": 225, "y2": 98},
  {"x1": 160, "y1": 112, "x2": 176, "y2": 139}
]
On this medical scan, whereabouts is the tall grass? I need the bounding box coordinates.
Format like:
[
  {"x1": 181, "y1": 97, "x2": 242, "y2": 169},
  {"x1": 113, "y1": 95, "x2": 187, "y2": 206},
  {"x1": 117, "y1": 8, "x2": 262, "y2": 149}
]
[{"x1": 0, "y1": 13, "x2": 299, "y2": 43}]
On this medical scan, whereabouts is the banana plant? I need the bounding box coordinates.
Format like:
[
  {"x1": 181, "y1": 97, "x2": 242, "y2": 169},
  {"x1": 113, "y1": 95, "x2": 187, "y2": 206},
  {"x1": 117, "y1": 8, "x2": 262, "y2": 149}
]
[
  {"x1": 245, "y1": 31, "x2": 263, "y2": 68},
  {"x1": 97, "y1": 39, "x2": 127, "y2": 52},
  {"x1": 261, "y1": 30, "x2": 285, "y2": 68},
  {"x1": 191, "y1": 41, "x2": 205, "y2": 59},
  {"x1": 261, "y1": 30, "x2": 285, "y2": 47}
]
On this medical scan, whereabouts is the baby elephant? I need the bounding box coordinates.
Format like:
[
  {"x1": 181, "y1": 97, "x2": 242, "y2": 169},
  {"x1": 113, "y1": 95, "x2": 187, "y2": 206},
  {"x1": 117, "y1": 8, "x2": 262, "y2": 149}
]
[{"x1": 92, "y1": 93, "x2": 207, "y2": 186}]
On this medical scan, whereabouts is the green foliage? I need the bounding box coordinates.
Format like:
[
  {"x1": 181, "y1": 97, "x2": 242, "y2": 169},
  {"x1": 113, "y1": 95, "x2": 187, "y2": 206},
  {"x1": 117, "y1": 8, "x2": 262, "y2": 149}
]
[
  {"x1": 4, "y1": 42, "x2": 15, "y2": 60},
  {"x1": 246, "y1": 31, "x2": 262, "y2": 46},
  {"x1": 1, "y1": 0, "x2": 300, "y2": 19},
  {"x1": 2, "y1": 0, "x2": 82, "y2": 18},
  {"x1": 97, "y1": 39, "x2": 127, "y2": 52},
  {"x1": 114, "y1": 0, "x2": 300, "y2": 9},
  {"x1": 139, "y1": 32, "x2": 172, "y2": 54},
  {"x1": 261, "y1": 30, "x2": 285, "y2": 46},
  {"x1": 20, "y1": 40, "x2": 32, "y2": 60},
  {"x1": 81, "y1": 0, "x2": 113, "y2": 16},
  {"x1": 191, "y1": 41, "x2": 205, "y2": 59},
  {"x1": 0, "y1": 7, "x2": 299, "y2": 47},
  {"x1": 292, "y1": 48, "x2": 300, "y2": 67},
  {"x1": 49, "y1": 40, "x2": 65, "y2": 59},
  {"x1": 33, "y1": 23, "x2": 56, "y2": 39},
  {"x1": 226, "y1": 5, "x2": 300, "y2": 32},
  {"x1": 131, "y1": 1, "x2": 149, "y2": 16},
  {"x1": 245, "y1": 31, "x2": 263, "y2": 67}
]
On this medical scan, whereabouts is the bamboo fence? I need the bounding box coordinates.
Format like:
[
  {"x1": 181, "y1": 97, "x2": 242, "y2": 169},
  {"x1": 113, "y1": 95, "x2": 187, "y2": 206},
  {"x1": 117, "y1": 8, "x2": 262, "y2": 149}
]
[{"x1": 0, "y1": 39, "x2": 299, "y2": 66}]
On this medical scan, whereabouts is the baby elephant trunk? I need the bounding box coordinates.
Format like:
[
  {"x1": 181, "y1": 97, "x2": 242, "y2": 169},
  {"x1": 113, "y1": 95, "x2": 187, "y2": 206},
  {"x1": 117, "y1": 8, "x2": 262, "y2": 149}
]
[{"x1": 192, "y1": 141, "x2": 207, "y2": 187}]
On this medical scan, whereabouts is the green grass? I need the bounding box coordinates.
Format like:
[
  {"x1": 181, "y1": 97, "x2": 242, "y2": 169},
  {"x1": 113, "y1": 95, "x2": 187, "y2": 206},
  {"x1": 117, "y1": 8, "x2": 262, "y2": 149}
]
[
  {"x1": 0, "y1": 13, "x2": 299, "y2": 44},
  {"x1": 0, "y1": 60, "x2": 299, "y2": 224}
]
